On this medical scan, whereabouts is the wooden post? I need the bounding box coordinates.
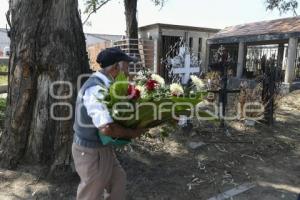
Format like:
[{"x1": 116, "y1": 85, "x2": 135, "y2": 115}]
[
  {"x1": 237, "y1": 42, "x2": 245, "y2": 78},
  {"x1": 204, "y1": 43, "x2": 211, "y2": 73}
]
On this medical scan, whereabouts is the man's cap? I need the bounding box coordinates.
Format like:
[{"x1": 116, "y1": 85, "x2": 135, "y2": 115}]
[{"x1": 96, "y1": 47, "x2": 137, "y2": 68}]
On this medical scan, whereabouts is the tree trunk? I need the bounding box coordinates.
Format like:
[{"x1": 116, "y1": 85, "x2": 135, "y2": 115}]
[
  {"x1": 0, "y1": 0, "x2": 90, "y2": 171},
  {"x1": 124, "y1": 0, "x2": 139, "y2": 60},
  {"x1": 124, "y1": 0, "x2": 138, "y2": 39}
]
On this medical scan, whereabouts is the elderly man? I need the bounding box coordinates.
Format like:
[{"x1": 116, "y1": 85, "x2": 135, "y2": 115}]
[{"x1": 72, "y1": 47, "x2": 143, "y2": 200}]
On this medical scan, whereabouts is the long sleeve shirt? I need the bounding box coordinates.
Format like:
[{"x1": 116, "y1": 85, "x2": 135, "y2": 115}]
[{"x1": 82, "y1": 71, "x2": 113, "y2": 128}]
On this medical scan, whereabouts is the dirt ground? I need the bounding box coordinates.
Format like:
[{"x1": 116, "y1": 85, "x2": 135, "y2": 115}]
[{"x1": 0, "y1": 90, "x2": 300, "y2": 200}]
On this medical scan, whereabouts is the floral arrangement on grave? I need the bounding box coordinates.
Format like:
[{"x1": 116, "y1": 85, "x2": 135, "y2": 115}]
[
  {"x1": 238, "y1": 81, "x2": 264, "y2": 120},
  {"x1": 97, "y1": 70, "x2": 216, "y2": 145},
  {"x1": 204, "y1": 71, "x2": 221, "y2": 102}
]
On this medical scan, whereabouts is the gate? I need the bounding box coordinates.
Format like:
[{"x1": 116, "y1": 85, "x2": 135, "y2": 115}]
[
  {"x1": 245, "y1": 44, "x2": 288, "y2": 79},
  {"x1": 209, "y1": 44, "x2": 238, "y2": 76},
  {"x1": 161, "y1": 36, "x2": 182, "y2": 81},
  {"x1": 210, "y1": 46, "x2": 282, "y2": 129},
  {"x1": 161, "y1": 36, "x2": 203, "y2": 84}
]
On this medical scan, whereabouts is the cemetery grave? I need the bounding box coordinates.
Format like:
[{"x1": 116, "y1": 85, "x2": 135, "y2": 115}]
[
  {"x1": 0, "y1": 90, "x2": 299, "y2": 199},
  {"x1": 0, "y1": 3, "x2": 300, "y2": 199},
  {"x1": 0, "y1": 43, "x2": 299, "y2": 199}
]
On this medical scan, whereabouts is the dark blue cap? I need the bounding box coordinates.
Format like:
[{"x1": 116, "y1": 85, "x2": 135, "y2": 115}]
[{"x1": 96, "y1": 47, "x2": 136, "y2": 68}]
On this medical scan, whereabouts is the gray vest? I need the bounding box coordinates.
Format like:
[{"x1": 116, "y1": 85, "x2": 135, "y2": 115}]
[{"x1": 73, "y1": 75, "x2": 108, "y2": 148}]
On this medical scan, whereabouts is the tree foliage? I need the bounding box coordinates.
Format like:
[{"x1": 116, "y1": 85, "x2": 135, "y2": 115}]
[
  {"x1": 82, "y1": 0, "x2": 112, "y2": 24},
  {"x1": 82, "y1": 0, "x2": 167, "y2": 25},
  {"x1": 266, "y1": 0, "x2": 298, "y2": 15}
]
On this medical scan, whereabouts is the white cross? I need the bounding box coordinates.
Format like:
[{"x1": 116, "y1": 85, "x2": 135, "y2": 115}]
[{"x1": 172, "y1": 53, "x2": 200, "y2": 84}]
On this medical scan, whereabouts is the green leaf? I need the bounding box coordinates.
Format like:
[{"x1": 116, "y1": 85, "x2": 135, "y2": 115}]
[{"x1": 109, "y1": 72, "x2": 129, "y2": 105}]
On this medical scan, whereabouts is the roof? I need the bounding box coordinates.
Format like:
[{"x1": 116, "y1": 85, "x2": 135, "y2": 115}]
[
  {"x1": 0, "y1": 29, "x2": 123, "y2": 47},
  {"x1": 85, "y1": 33, "x2": 124, "y2": 42},
  {"x1": 139, "y1": 23, "x2": 220, "y2": 33},
  {"x1": 208, "y1": 16, "x2": 300, "y2": 44},
  {"x1": 85, "y1": 33, "x2": 124, "y2": 46}
]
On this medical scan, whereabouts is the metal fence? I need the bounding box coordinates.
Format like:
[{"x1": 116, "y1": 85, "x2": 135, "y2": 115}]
[
  {"x1": 245, "y1": 44, "x2": 288, "y2": 79},
  {"x1": 0, "y1": 58, "x2": 9, "y2": 66},
  {"x1": 113, "y1": 39, "x2": 154, "y2": 74},
  {"x1": 209, "y1": 44, "x2": 238, "y2": 76}
]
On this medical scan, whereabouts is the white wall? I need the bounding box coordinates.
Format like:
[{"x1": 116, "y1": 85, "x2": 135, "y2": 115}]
[
  {"x1": 140, "y1": 27, "x2": 216, "y2": 71},
  {"x1": 139, "y1": 27, "x2": 160, "y2": 40},
  {"x1": 0, "y1": 30, "x2": 10, "y2": 56}
]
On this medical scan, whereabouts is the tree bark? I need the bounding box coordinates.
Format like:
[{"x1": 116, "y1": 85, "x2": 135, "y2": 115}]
[
  {"x1": 124, "y1": 0, "x2": 138, "y2": 39},
  {"x1": 0, "y1": 0, "x2": 90, "y2": 171}
]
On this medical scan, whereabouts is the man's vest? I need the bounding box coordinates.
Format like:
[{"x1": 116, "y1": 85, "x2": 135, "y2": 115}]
[{"x1": 73, "y1": 75, "x2": 108, "y2": 148}]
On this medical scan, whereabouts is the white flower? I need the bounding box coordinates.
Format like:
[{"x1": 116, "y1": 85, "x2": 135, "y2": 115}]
[
  {"x1": 190, "y1": 75, "x2": 206, "y2": 91},
  {"x1": 134, "y1": 71, "x2": 146, "y2": 81},
  {"x1": 170, "y1": 83, "x2": 184, "y2": 96},
  {"x1": 151, "y1": 74, "x2": 165, "y2": 87},
  {"x1": 135, "y1": 85, "x2": 147, "y2": 99}
]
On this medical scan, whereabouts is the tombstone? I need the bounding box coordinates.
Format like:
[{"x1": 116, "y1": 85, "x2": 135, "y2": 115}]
[{"x1": 169, "y1": 45, "x2": 201, "y2": 84}]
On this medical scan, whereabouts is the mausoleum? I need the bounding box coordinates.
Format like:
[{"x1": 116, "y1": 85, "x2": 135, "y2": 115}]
[{"x1": 207, "y1": 16, "x2": 300, "y2": 87}]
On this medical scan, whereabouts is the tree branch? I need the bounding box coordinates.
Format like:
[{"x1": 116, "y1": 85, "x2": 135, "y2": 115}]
[
  {"x1": 151, "y1": 0, "x2": 167, "y2": 10},
  {"x1": 5, "y1": 8, "x2": 12, "y2": 38},
  {"x1": 266, "y1": 0, "x2": 299, "y2": 16},
  {"x1": 82, "y1": 0, "x2": 112, "y2": 25}
]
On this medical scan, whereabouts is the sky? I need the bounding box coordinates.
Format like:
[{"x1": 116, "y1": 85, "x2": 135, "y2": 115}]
[{"x1": 0, "y1": 0, "x2": 299, "y2": 35}]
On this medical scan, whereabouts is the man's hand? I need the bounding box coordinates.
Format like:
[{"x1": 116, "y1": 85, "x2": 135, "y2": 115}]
[{"x1": 99, "y1": 123, "x2": 147, "y2": 139}]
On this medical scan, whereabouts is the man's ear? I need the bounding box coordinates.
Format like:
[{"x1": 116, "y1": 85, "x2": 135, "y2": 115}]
[{"x1": 114, "y1": 63, "x2": 120, "y2": 71}]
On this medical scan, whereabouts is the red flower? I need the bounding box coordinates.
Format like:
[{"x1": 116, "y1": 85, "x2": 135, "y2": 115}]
[
  {"x1": 146, "y1": 79, "x2": 158, "y2": 91},
  {"x1": 128, "y1": 85, "x2": 141, "y2": 100}
]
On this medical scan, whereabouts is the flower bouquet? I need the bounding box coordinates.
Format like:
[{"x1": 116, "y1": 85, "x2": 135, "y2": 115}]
[{"x1": 98, "y1": 70, "x2": 216, "y2": 145}]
